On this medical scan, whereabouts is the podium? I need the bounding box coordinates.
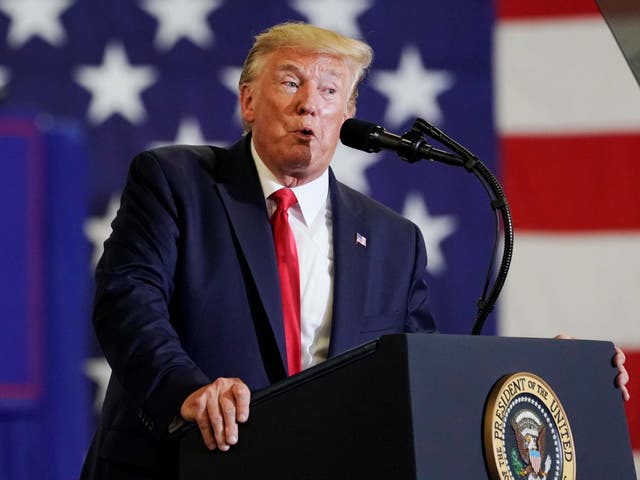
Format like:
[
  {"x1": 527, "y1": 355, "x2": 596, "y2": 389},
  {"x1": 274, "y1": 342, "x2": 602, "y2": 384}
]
[{"x1": 180, "y1": 334, "x2": 636, "y2": 478}]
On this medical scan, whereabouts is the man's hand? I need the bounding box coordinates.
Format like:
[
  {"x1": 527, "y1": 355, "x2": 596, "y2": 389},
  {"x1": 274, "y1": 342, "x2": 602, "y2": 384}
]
[
  {"x1": 555, "y1": 334, "x2": 630, "y2": 402},
  {"x1": 180, "y1": 378, "x2": 251, "y2": 451},
  {"x1": 613, "y1": 346, "x2": 630, "y2": 402}
]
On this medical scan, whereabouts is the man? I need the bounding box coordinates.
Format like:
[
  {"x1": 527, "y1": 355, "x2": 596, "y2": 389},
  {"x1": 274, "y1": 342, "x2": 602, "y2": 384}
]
[
  {"x1": 82, "y1": 22, "x2": 436, "y2": 479},
  {"x1": 81, "y1": 22, "x2": 629, "y2": 479}
]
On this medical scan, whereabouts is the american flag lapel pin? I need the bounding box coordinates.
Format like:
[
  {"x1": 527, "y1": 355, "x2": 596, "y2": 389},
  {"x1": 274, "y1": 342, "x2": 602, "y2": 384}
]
[{"x1": 356, "y1": 232, "x2": 367, "y2": 248}]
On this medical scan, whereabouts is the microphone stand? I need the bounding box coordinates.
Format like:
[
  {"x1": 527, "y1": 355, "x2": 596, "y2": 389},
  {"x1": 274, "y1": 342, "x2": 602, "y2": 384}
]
[{"x1": 397, "y1": 118, "x2": 514, "y2": 335}]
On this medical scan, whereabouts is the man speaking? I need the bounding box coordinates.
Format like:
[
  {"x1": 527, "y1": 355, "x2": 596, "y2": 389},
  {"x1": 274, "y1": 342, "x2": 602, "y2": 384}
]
[
  {"x1": 81, "y1": 22, "x2": 628, "y2": 479},
  {"x1": 81, "y1": 22, "x2": 437, "y2": 479}
]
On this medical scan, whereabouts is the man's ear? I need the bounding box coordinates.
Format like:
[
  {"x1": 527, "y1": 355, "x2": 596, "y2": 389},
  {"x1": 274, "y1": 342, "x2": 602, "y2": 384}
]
[
  {"x1": 239, "y1": 83, "x2": 255, "y2": 124},
  {"x1": 345, "y1": 102, "x2": 356, "y2": 121}
]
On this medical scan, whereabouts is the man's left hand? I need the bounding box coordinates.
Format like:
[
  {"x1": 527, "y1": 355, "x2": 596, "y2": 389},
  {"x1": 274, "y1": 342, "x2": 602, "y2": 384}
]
[
  {"x1": 555, "y1": 334, "x2": 630, "y2": 401},
  {"x1": 613, "y1": 345, "x2": 630, "y2": 401}
]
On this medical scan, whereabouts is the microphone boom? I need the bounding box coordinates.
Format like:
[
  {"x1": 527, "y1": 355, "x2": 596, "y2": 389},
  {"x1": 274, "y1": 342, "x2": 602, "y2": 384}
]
[{"x1": 340, "y1": 118, "x2": 463, "y2": 165}]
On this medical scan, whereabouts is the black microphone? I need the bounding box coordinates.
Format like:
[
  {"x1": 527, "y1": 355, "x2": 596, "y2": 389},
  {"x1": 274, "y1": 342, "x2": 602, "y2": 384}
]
[{"x1": 340, "y1": 118, "x2": 462, "y2": 165}]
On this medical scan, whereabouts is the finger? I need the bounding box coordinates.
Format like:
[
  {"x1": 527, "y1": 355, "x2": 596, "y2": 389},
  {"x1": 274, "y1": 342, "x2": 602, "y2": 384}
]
[
  {"x1": 621, "y1": 385, "x2": 631, "y2": 402},
  {"x1": 553, "y1": 333, "x2": 573, "y2": 340},
  {"x1": 219, "y1": 393, "x2": 238, "y2": 446},
  {"x1": 615, "y1": 365, "x2": 630, "y2": 387},
  {"x1": 613, "y1": 346, "x2": 626, "y2": 366},
  {"x1": 207, "y1": 392, "x2": 229, "y2": 451},
  {"x1": 614, "y1": 356, "x2": 630, "y2": 401},
  {"x1": 196, "y1": 413, "x2": 217, "y2": 451},
  {"x1": 233, "y1": 381, "x2": 251, "y2": 423}
]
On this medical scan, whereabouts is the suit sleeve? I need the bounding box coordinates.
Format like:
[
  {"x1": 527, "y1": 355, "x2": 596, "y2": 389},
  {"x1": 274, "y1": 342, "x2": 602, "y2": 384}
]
[
  {"x1": 93, "y1": 152, "x2": 210, "y2": 437},
  {"x1": 405, "y1": 223, "x2": 438, "y2": 334}
]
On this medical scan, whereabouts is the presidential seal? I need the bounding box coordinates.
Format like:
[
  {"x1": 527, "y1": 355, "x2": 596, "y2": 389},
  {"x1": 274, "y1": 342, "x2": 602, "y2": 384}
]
[{"x1": 483, "y1": 372, "x2": 575, "y2": 480}]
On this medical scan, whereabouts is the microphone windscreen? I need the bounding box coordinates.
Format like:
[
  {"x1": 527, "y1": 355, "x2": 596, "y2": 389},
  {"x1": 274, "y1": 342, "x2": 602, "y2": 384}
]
[{"x1": 340, "y1": 118, "x2": 379, "y2": 152}]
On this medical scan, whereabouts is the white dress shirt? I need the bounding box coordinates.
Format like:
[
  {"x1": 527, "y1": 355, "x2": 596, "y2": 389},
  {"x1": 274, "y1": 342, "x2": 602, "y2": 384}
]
[{"x1": 251, "y1": 140, "x2": 334, "y2": 370}]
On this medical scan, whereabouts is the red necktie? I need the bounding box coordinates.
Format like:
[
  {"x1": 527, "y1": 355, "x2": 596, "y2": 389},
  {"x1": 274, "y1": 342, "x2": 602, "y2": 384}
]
[{"x1": 269, "y1": 188, "x2": 301, "y2": 375}]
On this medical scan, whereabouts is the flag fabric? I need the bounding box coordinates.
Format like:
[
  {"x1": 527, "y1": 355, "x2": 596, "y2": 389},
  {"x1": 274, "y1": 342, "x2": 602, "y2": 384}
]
[
  {"x1": 0, "y1": 0, "x2": 637, "y2": 477},
  {"x1": 496, "y1": 0, "x2": 640, "y2": 472}
]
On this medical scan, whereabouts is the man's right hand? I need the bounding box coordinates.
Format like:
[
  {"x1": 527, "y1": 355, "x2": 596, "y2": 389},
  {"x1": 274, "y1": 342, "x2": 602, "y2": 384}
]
[{"x1": 180, "y1": 378, "x2": 251, "y2": 451}]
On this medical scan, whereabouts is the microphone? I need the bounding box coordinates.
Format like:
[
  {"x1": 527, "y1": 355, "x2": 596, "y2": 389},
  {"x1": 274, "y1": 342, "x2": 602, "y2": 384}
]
[
  {"x1": 340, "y1": 118, "x2": 462, "y2": 165},
  {"x1": 343, "y1": 117, "x2": 513, "y2": 335}
]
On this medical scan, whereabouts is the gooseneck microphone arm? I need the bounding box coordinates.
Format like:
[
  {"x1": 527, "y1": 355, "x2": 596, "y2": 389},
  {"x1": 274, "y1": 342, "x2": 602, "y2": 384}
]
[{"x1": 340, "y1": 118, "x2": 514, "y2": 335}]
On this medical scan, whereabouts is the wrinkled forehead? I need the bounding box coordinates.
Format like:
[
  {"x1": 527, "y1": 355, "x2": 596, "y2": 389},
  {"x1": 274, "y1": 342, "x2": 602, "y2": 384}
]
[{"x1": 263, "y1": 47, "x2": 355, "y2": 83}]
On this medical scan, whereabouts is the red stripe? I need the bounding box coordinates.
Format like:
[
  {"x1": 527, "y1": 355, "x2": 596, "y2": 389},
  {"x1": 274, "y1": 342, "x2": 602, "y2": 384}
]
[
  {"x1": 498, "y1": 0, "x2": 601, "y2": 19},
  {"x1": 502, "y1": 134, "x2": 640, "y2": 231},
  {"x1": 625, "y1": 351, "x2": 639, "y2": 450}
]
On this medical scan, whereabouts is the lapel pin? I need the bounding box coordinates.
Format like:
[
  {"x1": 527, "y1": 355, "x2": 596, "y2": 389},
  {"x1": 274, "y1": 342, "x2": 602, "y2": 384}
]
[{"x1": 356, "y1": 232, "x2": 367, "y2": 248}]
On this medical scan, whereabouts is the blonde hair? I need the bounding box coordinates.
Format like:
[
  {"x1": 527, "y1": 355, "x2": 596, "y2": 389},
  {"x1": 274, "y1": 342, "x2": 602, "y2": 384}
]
[{"x1": 239, "y1": 22, "x2": 373, "y2": 107}]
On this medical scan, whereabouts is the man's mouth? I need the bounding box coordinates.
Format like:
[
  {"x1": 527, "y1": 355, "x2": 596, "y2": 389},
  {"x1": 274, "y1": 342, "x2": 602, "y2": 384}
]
[{"x1": 297, "y1": 128, "x2": 315, "y2": 137}]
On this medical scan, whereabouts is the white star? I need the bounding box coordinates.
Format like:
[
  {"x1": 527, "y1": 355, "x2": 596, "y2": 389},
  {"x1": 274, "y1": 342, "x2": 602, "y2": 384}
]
[
  {"x1": 371, "y1": 45, "x2": 455, "y2": 128},
  {"x1": 331, "y1": 141, "x2": 380, "y2": 194},
  {"x1": 290, "y1": 0, "x2": 373, "y2": 38},
  {"x1": 74, "y1": 42, "x2": 158, "y2": 125},
  {"x1": 148, "y1": 116, "x2": 228, "y2": 148},
  {"x1": 138, "y1": 0, "x2": 223, "y2": 51},
  {"x1": 84, "y1": 357, "x2": 111, "y2": 414},
  {"x1": 0, "y1": 0, "x2": 73, "y2": 48},
  {"x1": 402, "y1": 192, "x2": 457, "y2": 275},
  {"x1": 84, "y1": 194, "x2": 120, "y2": 270},
  {"x1": 218, "y1": 66, "x2": 243, "y2": 126}
]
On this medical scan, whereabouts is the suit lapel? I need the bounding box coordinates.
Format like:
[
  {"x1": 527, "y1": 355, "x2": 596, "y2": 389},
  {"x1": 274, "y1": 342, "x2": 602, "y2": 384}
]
[
  {"x1": 212, "y1": 137, "x2": 288, "y2": 374},
  {"x1": 328, "y1": 170, "x2": 370, "y2": 357},
  {"x1": 210, "y1": 145, "x2": 371, "y2": 366}
]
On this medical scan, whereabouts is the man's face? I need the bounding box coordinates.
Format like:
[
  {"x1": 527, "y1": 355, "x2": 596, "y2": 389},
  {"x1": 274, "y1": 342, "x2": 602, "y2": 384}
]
[{"x1": 240, "y1": 47, "x2": 355, "y2": 186}]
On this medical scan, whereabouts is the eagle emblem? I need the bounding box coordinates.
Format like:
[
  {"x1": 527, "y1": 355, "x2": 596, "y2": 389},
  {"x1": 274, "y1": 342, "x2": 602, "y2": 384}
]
[
  {"x1": 511, "y1": 410, "x2": 552, "y2": 479},
  {"x1": 484, "y1": 373, "x2": 575, "y2": 480}
]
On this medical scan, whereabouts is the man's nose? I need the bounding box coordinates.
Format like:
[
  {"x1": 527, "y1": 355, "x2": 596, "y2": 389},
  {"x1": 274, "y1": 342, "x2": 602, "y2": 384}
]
[{"x1": 296, "y1": 85, "x2": 318, "y2": 115}]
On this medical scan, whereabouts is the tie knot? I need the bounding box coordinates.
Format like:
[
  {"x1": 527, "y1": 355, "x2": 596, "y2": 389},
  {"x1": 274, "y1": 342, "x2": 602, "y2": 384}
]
[{"x1": 270, "y1": 188, "x2": 298, "y2": 212}]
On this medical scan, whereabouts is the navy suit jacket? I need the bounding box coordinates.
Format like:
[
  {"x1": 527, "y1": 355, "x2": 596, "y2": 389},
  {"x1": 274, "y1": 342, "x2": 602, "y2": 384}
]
[{"x1": 82, "y1": 134, "x2": 436, "y2": 478}]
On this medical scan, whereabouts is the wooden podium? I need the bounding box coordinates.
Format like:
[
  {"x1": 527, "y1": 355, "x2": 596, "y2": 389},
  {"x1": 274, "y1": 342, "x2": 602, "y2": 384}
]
[{"x1": 179, "y1": 334, "x2": 636, "y2": 478}]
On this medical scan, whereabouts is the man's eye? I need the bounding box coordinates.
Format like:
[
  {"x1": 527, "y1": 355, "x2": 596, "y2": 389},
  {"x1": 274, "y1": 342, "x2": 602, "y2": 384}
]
[
  {"x1": 327, "y1": 88, "x2": 336, "y2": 95},
  {"x1": 285, "y1": 81, "x2": 298, "y2": 89}
]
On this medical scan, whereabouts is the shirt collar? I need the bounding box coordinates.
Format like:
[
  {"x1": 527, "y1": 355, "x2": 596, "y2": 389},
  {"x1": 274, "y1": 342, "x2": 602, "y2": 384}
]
[{"x1": 251, "y1": 138, "x2": 329, "y2": 227}]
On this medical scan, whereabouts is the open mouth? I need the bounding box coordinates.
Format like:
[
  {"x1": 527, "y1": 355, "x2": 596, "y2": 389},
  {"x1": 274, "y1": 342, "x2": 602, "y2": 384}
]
[{"x1": 298, "y1": 128, "x2": 314, "y2": 137}]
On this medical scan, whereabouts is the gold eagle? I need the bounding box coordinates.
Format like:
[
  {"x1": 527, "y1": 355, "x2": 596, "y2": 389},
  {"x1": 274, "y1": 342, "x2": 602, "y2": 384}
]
[{"x1": 511, "y1": 418, "x2": 547, "y2": 478}]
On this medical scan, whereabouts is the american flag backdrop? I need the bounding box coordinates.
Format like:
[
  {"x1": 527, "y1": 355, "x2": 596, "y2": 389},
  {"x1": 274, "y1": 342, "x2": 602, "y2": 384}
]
[{"x1": 0, "y1": 0, "x2": 637, "y2": 478}]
